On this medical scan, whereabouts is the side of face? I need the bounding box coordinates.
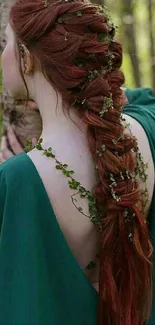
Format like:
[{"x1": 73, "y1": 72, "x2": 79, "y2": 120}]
[{"x1": 1, "y1": 24, "x2": 27, "y2": 99}]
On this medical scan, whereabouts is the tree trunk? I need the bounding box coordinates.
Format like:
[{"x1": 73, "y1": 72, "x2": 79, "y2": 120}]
[
  {"x1": 121, "y1": 0, "x2": 141, "y2": 88},
  {"x1": 148, "y1": 0, "x2": 155, "y2": 91},
  {"x1": 0, "y1": 0, "x2": 15, "y2": 135}
]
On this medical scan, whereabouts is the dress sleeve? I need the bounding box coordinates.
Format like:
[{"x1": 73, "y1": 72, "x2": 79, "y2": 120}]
[
  {"x1": 0, "y1": 166, "x2": 7, "y2": 232},
  {"x1": 125, "y1": 88, "x2": 155, "y2": 106}
]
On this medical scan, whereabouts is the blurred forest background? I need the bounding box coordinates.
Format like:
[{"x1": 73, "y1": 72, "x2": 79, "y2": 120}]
[{"x1": 0, "y1": 0, "x2": 155, "y2": 138}]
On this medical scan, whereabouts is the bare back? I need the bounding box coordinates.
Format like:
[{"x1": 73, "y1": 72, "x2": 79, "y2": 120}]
[{"x1": 28, "y1": 114, "x2": 154, "y2": 288}]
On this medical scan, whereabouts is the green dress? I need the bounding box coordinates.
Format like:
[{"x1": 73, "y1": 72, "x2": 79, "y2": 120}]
[{"x1": 0, "y1": 88, "x2": 154, "y2": 325}]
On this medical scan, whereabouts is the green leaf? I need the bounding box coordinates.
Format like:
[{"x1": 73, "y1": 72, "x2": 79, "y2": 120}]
[
  {"x1": 63, "y1": 164, "x2": 68, "y2": 168},
  {"x1": 35, "y1": 144, "x2": 42, "y2": 150},
  {"x1": 56, "y1": 165, "x2": 62, "y2": 170},
  {"x1": 63, "y1": 170, "x2": 70, "y2": 177},
  {"x1": 46, "y1": 152, "x2": 55, "y2": 158},
  {"x1": 69, "y1": 170, "x2": 74, "y2": 175},
  {"x1": 58, "y1": 17, "x2": 64, "y2": 23},
  {"x1": 68, "y1": 180, "x2": 80, "y2": 190},
  {"x1": 76, "y1": 10, "x2": 82, "y2": 17},
  {"x1": 25, "y1": 140, "x2": 34, "y2": 152}
]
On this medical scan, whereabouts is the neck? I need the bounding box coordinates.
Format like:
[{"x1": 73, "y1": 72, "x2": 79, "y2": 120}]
[{"x1": 33, "y1": 73, "x2": 86, "y2": 149}]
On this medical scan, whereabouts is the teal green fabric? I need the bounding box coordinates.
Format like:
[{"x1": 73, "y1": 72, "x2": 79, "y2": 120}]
[
  {"x1": 0, "y1": 153, "x2": 98, "y2": 325},
  {"x1": 0, "y1": 87, "x2": 154, "y2": 324},
  {"x1": 125, "y1": 88, "x2": 155, "y2": 325}
]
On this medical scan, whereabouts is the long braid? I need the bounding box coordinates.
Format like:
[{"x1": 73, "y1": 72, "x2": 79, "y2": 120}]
[{"x1": 10, "y1": 1, "x2": 153, "y2": 324}]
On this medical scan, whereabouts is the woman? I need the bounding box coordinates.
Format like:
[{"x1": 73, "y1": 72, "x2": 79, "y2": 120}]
[{"x1": 0, "y1": 0, "x2": 154, "y2": 324}]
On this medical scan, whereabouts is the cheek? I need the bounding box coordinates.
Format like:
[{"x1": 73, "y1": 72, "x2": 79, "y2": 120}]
[{"x1": 2, "y1": 44, "x2": 26, "y2": 98}]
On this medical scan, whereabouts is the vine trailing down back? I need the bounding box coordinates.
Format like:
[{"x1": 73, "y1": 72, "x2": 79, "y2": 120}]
[{"x1": 10, "y1": 1, "x2": 153, "y2": 324}]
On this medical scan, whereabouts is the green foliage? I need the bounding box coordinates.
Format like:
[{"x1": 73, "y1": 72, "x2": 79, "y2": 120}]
[{"x1": 31, "y1": 139, "x2": 101, "y2": 228}]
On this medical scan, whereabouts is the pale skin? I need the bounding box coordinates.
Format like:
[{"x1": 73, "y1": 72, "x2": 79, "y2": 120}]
[{"x1": 1, "y1": 24, "x2": 155, "y2": 289}]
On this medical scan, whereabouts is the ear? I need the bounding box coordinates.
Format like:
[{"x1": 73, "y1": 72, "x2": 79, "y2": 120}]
[{"x1": 20, "y1": 44, "x2": 34, "y2": 75}]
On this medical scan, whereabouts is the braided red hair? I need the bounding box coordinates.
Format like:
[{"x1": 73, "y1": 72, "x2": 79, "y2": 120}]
[{"x1": 10, "y1": 1, "x2": 153, "y2": 324}]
